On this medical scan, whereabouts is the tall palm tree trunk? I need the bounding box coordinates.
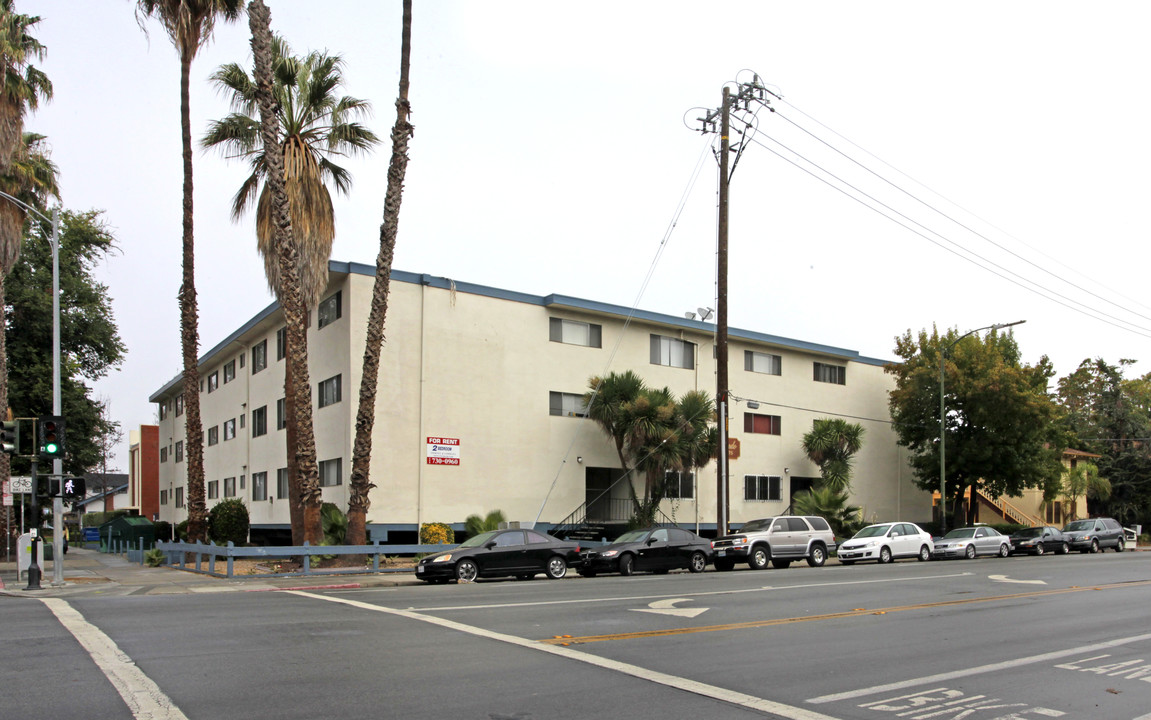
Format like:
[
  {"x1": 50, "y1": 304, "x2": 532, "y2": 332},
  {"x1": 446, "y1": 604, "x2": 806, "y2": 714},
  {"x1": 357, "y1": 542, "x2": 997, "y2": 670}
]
[
  {"x1": 179, "y1": 48, "x2": 207, "y2": 543},
  {"x1": 284, "y1": 335, "x2": 302, "y2": 544},
  {"x1": 0, "y1": 269, "x2": 10, "y2": 485},
  {"x1": 346, "y1": 0, "x2": 413, "y2": 545},
  {"x1": 249, "y1": 0, "x2": 322, "y2": 544}
]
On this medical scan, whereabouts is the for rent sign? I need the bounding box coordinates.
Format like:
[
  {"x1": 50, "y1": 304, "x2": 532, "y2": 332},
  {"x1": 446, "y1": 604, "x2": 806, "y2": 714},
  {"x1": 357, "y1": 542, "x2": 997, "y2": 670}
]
[{"x1": 426, "y1": 437, "x2": 461, "y2": 465}]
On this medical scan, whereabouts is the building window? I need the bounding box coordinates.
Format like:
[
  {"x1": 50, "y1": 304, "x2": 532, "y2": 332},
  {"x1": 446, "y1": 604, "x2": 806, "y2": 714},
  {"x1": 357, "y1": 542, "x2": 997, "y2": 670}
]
[
  {"x1": 813, "y1": 362, "x2": 846, "y2": 385},
  {"x1": 277, "y1": 398, "x2": 286, "y2": 430},
  {"x1": 318, "y1": 291, "x2": 342, "y2": 329},
  {"x1": 207, "y1": 480, "x2": 219, "y2": 499},
  {"x1": 549, "y1": 391, "x2": 588, "y2": 417},
  {"x1": 239, "y1": 413, "x2": 245, "y2": 429},
  {"x1": 176, "y1": 487, "x2": 185, "y2": 508},
  {"x1": 159, "y1": 402, "x2": 168, "y2": 421},
  {"x1": 664, "y1": 471, "x2": 694, "y2": 499},
  {"x1": 319, "y1": 375, "x2": 342, "y2": 408},
  {"x1": 223, "y1": 359, "x2": 236, "y2": 384},
  {"x1": 224, "y1": 477, "x2": 236, "y2": 497},
  {"x1": 252, "y1": 471, "x2": 268, "y2": 501},
  {"x1": 175, "y1": 394, "x2": 184, "y2": 416},
  {"x1": 160, "y1": 447, "x2": 168, "y2": 463},
  {"x1": 175, "y1": 441, "x2": 184, "y2": 462},
  {"x1": 319, "y1": 458, "x2": 342, "y2": 487},
  {"x1": 744, "y1": 475, "x2": 782, "y2": 501},
  {"x1": 207, "y1": 371, "x2": 219, "y2": 393},
  {"x1": 650, "y1": 334, "x2": 695, "y2": 369},
  {"x1": 1045, "y1": 500, "x2": 1063, "y2": 525},
  {"x1": 252, "y1": 406, "x2": 267, "y2": 437},
  {"x1": 745, "y1": 350, "x2": 781, "y2": 376},
  {"x1": 252, "y1": 340, "x2": 267, "y2": 374},
  {"x1": 160, "y1": 490, "x2": 168, "y2": 505},
  {"x1": 223, "y1": 418, "x2": 236, "y2": 441},
  {"x1": 277, "y1": 468, "x2": 288, "y2": 499},
  {"x1": 207, "y1": 426, "x2": 219, "y2": 446},
  {"x1": 276, "y1": 327, "x2": 287, "y2": 360},
  {"x1": 240, "y1": 474, "x2": 245, "y2": 490},
  {"x1": 549, "y1": 318, "x2": 602, "y2": 348},
  {"x1": 744, "y1": 413, "x2": 781, "y2": 435}
]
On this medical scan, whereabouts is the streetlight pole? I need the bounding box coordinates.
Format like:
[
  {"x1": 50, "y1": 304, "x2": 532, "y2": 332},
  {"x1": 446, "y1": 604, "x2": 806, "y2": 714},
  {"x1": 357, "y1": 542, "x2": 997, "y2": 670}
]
[
  {"x1": 0, "y1": 192, "x2": 62, "y2": 585},
  {"x1": 938, "y1": 320, "x2": 1025, "y2": 534}
]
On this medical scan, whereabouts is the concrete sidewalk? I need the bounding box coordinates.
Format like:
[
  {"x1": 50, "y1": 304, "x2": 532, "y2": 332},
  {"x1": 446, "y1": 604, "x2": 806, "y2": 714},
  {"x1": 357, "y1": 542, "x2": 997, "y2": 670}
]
[{"x1": 0, "y1": 546, "x2": 422, "y2": 599}]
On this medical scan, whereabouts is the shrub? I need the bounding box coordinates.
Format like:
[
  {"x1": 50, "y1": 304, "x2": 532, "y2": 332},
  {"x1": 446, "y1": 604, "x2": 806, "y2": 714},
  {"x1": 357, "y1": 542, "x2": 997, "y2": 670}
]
[
  {"x1": 208, "y1": 499, "x2": 250, "y2": 546},
  {"x1": 144, "y1": 548, "x2": 167, "y2": 567},
  {"x1": 464, "y1": 510, "x2": 506, "y2": 537},
  {"x1": 153, "y1": 521, "x2": 173, "y2": 543},
  {"x1": 175, "y1": 520, "x2": 189, "y2": 541},
  {"x1": 420, "y1": 522, "x2": 454, "y2": 545},
  {"x1": 321, "y1": 503, "x2": 347, "y2": 545}
]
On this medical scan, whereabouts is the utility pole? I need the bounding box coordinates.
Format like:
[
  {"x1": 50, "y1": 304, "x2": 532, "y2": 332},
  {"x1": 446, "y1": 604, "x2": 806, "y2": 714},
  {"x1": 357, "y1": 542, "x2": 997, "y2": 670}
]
[{"x1": 716, "y1": 86, "x2": 731, "y2": 537}]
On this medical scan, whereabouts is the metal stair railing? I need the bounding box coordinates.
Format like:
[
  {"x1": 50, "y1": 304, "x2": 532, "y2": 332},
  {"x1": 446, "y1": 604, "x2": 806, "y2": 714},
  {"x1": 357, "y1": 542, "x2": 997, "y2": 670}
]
[{"x1": 977, "y1": 489, "x2": 1043, "y2": 527}]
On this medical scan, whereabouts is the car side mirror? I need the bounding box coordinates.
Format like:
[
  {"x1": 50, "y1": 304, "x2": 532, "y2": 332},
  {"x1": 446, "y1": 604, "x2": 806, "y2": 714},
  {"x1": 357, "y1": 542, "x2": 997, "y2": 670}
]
[
  {"x1": 484, "y1": 541, "x2": 497, "y2": 550},
  {"x1": 647, "y1": 537, "x2": 658, "y2": 545}
]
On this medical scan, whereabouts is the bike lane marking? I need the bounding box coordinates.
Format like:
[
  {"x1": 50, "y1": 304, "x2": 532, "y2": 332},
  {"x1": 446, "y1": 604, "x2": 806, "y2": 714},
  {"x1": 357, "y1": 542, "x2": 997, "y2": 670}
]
[
  {"x1": 41, "y1": 598, "x2": 189, "y2": 720},
  {"x1": 288, "y1": 589, "x2": 842, "y2": 720}
]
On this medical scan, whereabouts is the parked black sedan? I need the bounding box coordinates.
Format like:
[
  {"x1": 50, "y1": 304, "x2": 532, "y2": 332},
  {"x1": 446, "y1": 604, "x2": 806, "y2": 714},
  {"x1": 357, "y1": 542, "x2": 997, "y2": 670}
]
[
  {"x1": 1008, "y1": 526, "x2": 1069, "y2": 556},
  {"x1": 416, "y1": 528, "x2": 582, "y2": 583},
  {"x1": 578, "y1": 526, "x2": 711, "y2": 577}
]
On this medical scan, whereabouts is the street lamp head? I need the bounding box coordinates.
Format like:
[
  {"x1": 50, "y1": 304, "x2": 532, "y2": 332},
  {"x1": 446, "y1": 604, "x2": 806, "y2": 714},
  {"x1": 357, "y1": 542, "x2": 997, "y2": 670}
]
[{"x1": 990, "y1": 320, "x2": 1026, "y2": 332}]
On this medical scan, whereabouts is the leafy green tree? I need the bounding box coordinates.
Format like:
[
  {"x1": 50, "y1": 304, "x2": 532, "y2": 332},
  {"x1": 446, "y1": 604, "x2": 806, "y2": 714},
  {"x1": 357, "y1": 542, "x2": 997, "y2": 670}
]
[
  {"x1": 1060, "y1": 462, "x2": 1110, "y2": 522},
  {"x1": 464, "y1": 509, "x2": 506, "y2": 537},
  {"x1": 584, "y1": 372, "x2": 715, "y2": 526},
  {"x1": 802, "y1": 418, "x2": 864, "y2": 493},
  {"x1": 886, "y1": 327, "x2": 1066, "y2": 527},
  {"x1": 208, "y1": 497, "x2": 249, "y2": 545},
  {"x1": 6, "y1": 208, "x2": 124, "y2": 476},
  {"x1": 204, "y1": 24, "x2": 378, "y2": 546},
  {"x1": 792, "y1": 485, "x2": 862, "y2": 539},
  {"x1": 136, "y1": 0, "x2": 244, "y2": 543}
]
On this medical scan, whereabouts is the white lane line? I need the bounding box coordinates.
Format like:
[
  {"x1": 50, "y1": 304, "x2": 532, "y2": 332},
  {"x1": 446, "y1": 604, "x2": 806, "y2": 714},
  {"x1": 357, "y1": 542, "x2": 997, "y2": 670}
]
[
  {"x1": 398, "y1": 572, "x2": 974, "y2": 612},
  {"x1": 288, "y1": 590, "x2": 842, "y2": 720},
  {"x1": 807, "y1": 631, "x2": 1151, "y2": 705},
  {"x1": 41, "y1": 598, "x2": 188, "y2": 720}
]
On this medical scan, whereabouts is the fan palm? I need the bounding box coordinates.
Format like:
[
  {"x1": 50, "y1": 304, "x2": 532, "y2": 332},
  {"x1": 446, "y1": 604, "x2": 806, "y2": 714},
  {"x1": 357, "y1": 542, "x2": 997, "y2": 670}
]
[
  {"x1": 0, "y1": 2, "x2": 51, "y2": 490},
  {"x1": 136, "y1": 0, "x2": 243, "y2": 543},
  {"x1": 348, "y1": 0, "x2": 413, "y2": 545},
  {"x1": 792, "y1": 485, "x2": 862, "y2": 539},
  {"x1": 802, "y1": 418, "x2": 864, "y2": 493},
  {"x1": 204, "y1": 31, "x2": 378, "y2": 544}
]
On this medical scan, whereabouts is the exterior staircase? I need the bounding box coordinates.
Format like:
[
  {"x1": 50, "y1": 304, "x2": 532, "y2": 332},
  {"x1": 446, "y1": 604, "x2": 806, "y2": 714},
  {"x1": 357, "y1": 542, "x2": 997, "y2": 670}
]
[{"x1": 977, "y1": 489, "x2": 1044, "y2": 527}]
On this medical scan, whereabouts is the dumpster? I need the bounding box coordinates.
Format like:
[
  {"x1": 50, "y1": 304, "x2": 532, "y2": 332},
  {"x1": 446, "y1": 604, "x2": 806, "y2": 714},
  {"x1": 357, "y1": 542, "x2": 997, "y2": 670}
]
[{"x1": 100, "y1": 516, "x2": 156, "y2": 552}]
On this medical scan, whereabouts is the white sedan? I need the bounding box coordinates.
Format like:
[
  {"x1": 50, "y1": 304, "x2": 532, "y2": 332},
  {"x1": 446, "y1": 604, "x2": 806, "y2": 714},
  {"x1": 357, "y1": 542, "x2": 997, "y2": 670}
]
[{"x1": 837, "y1": 522, "x2": 934, "y2": 564}]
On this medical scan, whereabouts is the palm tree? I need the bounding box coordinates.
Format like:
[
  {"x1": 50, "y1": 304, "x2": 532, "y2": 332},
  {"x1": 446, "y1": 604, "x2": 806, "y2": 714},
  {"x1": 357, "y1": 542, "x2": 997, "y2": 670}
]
[
  {"x1": 802, "y1": 418, "x2": 865, "y2": 493},
  {"x1": 347, "y1": 0, "x2": 414, "y2": 546},
  {"x1": 136, "y1": 0, "x2": 243, "y2": 543},
  {"x1": 0, "y1": 2, "x2": 51, "y2": 490},
  {"x1": 203, "y1": 25, "x2": 378, "y2": 545},
  {"x1": 792, "y1": 485, "x2": 862, "y2": 539},
  {"x1": 464, "y1": 509, "x2": 506, "y2": 538},
  {"x1": 1060, "y1": 462, "x2": 1110, "y2": 522}
]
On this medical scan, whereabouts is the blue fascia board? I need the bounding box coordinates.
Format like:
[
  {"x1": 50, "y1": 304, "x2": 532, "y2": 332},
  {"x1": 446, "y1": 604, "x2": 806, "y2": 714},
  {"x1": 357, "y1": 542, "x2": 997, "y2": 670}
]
[{"x1": 151, "y1": 261, "x2": 894, "y2": 400}]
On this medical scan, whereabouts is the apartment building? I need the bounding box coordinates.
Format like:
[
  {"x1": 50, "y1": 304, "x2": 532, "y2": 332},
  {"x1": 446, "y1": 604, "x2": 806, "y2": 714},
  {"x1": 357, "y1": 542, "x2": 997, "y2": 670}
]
[{"x1": 150, "y1": 261, "x2": 929, "y2": 541}]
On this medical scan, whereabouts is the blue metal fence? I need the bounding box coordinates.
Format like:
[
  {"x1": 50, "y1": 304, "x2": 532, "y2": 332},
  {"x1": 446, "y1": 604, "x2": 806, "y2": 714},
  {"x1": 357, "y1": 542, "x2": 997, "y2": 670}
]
[{"x1": 154, "y1": 540, "x2": 459, "y2": 579}]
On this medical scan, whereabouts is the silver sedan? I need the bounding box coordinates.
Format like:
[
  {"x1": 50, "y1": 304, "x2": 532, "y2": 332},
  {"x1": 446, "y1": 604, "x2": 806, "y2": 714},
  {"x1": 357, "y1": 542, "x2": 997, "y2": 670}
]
[{"x1": 931, "y1": 526, "x2": 1011, "y2": 559}]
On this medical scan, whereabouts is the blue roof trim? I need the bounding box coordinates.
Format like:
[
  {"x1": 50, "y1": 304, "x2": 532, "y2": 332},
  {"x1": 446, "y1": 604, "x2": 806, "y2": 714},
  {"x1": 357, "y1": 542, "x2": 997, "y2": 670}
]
[{"x1": 151, "y1": 261, "x2": 893, "y2": 399}]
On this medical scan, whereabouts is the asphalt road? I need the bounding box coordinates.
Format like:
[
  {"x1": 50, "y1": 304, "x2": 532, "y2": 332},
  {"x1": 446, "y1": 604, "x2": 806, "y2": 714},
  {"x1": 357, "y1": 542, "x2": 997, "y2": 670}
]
[{"x1": 4, "y1": 550, "x2": 1150, "y2": 720}]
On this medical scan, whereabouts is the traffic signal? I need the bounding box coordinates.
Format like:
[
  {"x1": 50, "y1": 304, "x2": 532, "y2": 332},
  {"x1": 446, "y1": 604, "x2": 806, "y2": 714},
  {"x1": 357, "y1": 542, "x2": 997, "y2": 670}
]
[
  {"x1": 1, "y1": 420, "x2": 16, "y2": 454},
  {"x1": 62, "y1": 476, "x2": 86, "y2": 499},
  {"x1": 38, "y1": 416, "x2": 65, "y2": 460}
]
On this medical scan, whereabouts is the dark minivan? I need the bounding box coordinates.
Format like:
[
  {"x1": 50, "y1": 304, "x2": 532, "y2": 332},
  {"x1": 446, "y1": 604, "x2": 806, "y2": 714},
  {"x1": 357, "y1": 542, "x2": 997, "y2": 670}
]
[{"x1": 1062, "y1": 517, "x2": 1126, "y2": 553}]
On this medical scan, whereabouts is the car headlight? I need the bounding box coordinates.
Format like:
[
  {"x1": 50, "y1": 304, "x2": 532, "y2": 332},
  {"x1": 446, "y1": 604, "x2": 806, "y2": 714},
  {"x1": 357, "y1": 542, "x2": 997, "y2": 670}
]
[
  {"x1": 431, "y1": 554, "x2": 452, "y2": 563},
  {"x1": 732, "y1": 537, "x2": 748, "y2": 545},
  {"x1": 601, "y1": 550, "x2": 619, "y2": 558}
]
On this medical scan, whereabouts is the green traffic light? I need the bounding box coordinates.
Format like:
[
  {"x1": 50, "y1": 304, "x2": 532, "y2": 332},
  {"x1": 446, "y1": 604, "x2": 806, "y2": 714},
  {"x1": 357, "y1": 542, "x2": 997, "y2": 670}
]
[{"x1": 45, "y1": 442, "x2": 59, "y2": 454}]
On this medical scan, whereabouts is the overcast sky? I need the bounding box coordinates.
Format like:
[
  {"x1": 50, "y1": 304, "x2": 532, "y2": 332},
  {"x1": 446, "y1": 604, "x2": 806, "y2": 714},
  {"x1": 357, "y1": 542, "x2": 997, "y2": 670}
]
[{"x1": 20, "y1": 1, "x2": 1151, "y2": 471}]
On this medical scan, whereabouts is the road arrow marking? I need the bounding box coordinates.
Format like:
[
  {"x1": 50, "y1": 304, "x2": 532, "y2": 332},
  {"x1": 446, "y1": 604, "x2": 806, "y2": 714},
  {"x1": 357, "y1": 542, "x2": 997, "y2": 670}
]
[
  {"x1": 989, "y1": 574, "x2": 1047, "y2": 585},
  {"x1": 631, "y1": 597, "x2": 709, "y2": 618}
]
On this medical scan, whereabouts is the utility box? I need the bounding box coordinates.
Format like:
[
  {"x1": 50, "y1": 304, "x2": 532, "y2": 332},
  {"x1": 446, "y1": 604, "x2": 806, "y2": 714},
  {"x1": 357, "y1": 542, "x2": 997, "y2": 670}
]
[{"x1": 16, "y1": 532, "x2": 45, "y2": 580}]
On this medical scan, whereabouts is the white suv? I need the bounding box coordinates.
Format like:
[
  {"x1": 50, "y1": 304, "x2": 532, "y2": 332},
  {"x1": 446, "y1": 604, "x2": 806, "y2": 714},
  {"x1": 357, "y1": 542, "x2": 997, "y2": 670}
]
[{"x1": 711, "y1": 516, "x2": 837, "y2": 571}]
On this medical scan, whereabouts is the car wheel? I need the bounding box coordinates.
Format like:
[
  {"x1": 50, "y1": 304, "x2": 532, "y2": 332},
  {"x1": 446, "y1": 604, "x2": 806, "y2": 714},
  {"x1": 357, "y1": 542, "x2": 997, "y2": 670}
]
[
  {"x1": 1116, "y1": 538, "x2": 1126, "y2": 552},
  {"x1": 771, "y1": 559, "x2": 791, "y2": 569},
  {"x1": 964, "y1": 544, "x2": 976, "y2": 560},
  {"x1": 998, "y1": 543, "x2": 1010, "y2": 558},
  {"x1": 808, "y1": 544, "x2": 827, "y2": 567},
  {"x1": 749, "y1": 546, "x2": 770, "y2": 570},
  {"x1": 1059, "y1": 542, "x2": 1069, "y2": 555},
  {"x1": 714, "y1": 557, "x2": 735, "y2": 572},
  {"x1": 456, "y1": 559, "x2": 479, "y2": 582},
  {"x1": 841, "y1": 559, "x2": 855, "y2": 566},
  {"x1": 689, "y1": 551, "x2": 707, "y2": 573},
  {"x1": 918, "y1": 545, "x2": 931, "y2": 562},
  {"x1": 619, "y1": 553, "x2": 636, "y2": 576},
  {"x1": 878, "y1": 546, "x2": 893, "y2": 564},
  {"x1": 1090, "y1": 539, "x2": 1100, "y2": 554},
  {"x1": 544, "y1": 555, "x2": 567, "y2": 580},
  {"x1": 1034, "y1": 543, "x2": 1044, "y2": 556}
]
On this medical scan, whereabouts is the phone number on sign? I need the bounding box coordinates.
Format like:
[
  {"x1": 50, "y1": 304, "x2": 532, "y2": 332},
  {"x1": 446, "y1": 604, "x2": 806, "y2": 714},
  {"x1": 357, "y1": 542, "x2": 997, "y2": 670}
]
[{"x1": 426, "y1": 457, "x2": 460, "y2": 465}]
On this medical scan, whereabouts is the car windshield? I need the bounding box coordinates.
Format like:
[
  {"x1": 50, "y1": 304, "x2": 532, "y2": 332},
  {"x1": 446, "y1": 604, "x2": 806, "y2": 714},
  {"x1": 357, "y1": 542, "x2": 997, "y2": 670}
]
[
  {"x1": 614, "y1": 530, "x2": 650, "y2": 543},
  {"x1": 852, "y1": 525, "x2": 892, "y2": 539},
  {"x1": 944, "y1": 528, "x2": 976, "y2": 539},
  {"x1": 1064, "y1": 520, "x2": 1093, "y2": 531},
  {"x1": 1014, "y1": 527, "x2": 1043, "y2": 538},
  {"x1": 458, "y1": 530, "x2": 500, "y2": 549},
  {"x1": 739, "y1": 519, "x2": 774, "y2": 533}
]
